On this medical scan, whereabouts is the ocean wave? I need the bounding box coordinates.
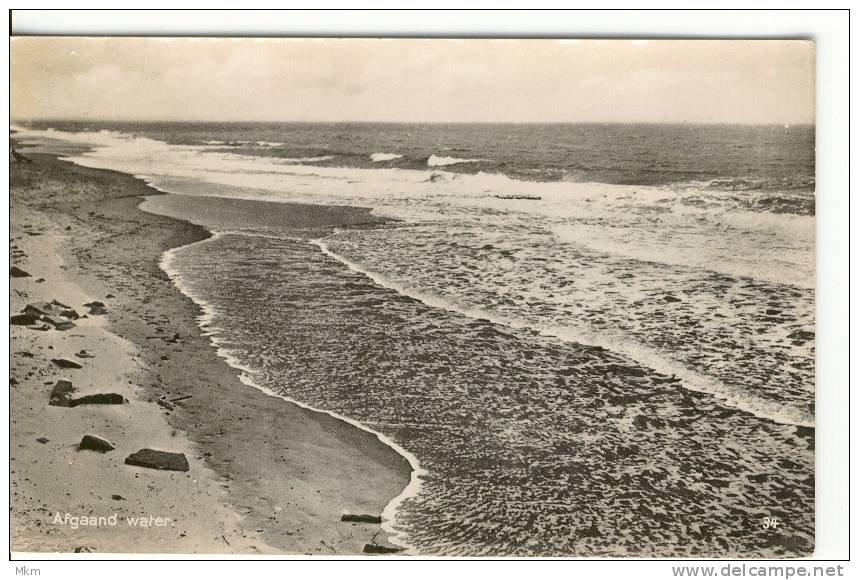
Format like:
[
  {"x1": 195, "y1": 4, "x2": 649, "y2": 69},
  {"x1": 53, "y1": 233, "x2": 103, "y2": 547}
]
[
  {"x1": 371, "y1": 153, "x2": 404, "y2": 162},
  {"x1": 427, "y1": 154, "x2": 487, "y2": 167},
  {"x1": 281, "y1": 155, "x2": 333, "y2": 163},
  {"x1": 313, "y1": 234, "x2": 813, "y2": 428}
]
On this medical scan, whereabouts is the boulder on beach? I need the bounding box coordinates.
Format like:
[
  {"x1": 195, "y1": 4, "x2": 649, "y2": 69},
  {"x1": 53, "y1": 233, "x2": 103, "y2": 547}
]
[
  {"x1": 363, "y1": 544, "x2": 402, "y2": 554},
  {"x1": 49, "y1": 379, "x2": 76, "y2": 407},
  {"x1": 24, "y1": 301, "x2": 58, "y2": 317},
  {"x1": 71, "y1": 393, "x2": 126, "y2": 406},
  {"x1": 78, "y1": 434, "x2": 115, "y2": 453},
  {"x1": 124, "y1": 449, "x2": 190, "y2": 472},
  {"x1": 22, "y1": 302, "x2": 76, "y2": 330},
  {"x1": 42, "y1": 314, "x2": 75, "y2": 330},
  {"x1": 10, "y1": 313, "x2": 39, "y2": 326},
  {"x1": 59, "y1": 308, "x2": 80, "y2": 320},
  {"x1": 75, "y1": 349, "x2": 96, "y2": 359},
  {"x1": 52, "y1": 358, "x2": 83, "y2": 369},
  {"x1": 10, "y1": 266, "x2": 31, "y2": 277},
  {"x1": 83, "y1": 301, "x2": 108, "y2": 315},
  {"x1": 341, "y1": 514, "x2": 383, "y2": 524}
]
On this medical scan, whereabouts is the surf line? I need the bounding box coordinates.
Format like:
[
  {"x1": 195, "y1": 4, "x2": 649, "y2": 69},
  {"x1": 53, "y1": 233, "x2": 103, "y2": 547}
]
[
  {"x1": 159, "y1": 232, "x2": 427, "y2": 555},
  {"x1": 312, "y1": 231, "x2": 813, "y2": 429}
]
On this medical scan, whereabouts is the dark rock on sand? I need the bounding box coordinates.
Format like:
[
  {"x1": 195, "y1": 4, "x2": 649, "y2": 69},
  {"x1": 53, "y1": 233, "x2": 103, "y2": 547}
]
[
  {"x1": 59, "y1": 308, "x2": 80, "y2": 320},
  {"x1": 10, "y1": 266, "x2": 31, "y2": 277},
  {"x1": 42, "y1": 314, "x2": 75, "y2": 330},
  {"x1": 78, "y1": 434, "x2": 115, "y2": 453},
  {"x1": 36, "y1": 437, "x2": 49, "y2": 444},
  {"x1": 341, "y1": 513, "x2": 383, "y2": 524},
  {"x1": 23, "y1": 302, "x2": 76, "y2": 329},
  {"x1": 75, "y1": 349, "x2": 96, "y2": 359},
  {"x1": 24, "y1": 301, "x2": 58, "y2": 316},
  {"x1": 71, "y1": 393, "x2": 126, "y2": 406},
  {"x1": 10, "y1": 313, "x2": 39, "y2": 325},
  {"x1": 125, "y1": 449, "x2": 190, "y2": 472},
  {"x1": 52, "y1": 358, "x2": 83, "y2": 369},
  {"x1": 363, "y1": 544, "x2": 402, "y2": 554},
  {"x1": 49, "y1": 379, "x2": 76, "y2": 407},
  {"x1": 111, "y1": 494, "x2": 126, "y2": 501},
  {"x1": 83, "y1": 301, "x2": 108, "y2": 315}
]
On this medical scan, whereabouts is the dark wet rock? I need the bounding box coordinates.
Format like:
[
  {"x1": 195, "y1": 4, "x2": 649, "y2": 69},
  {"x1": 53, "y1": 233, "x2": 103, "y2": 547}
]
[
  {"x1": 579, "y1": 522, "x2": 601, "y2": 538},
  {"x1": 24, "y1": 302, "x2": 58, "y2": 317},
  {"x1": 125, "y1": 449, "x2": 190, "y2": 472},
  {"x1": 52, "y1": 358, "x2": 83, "y2": 369},
  {"x1": 10, "y1": 313, "x2": 39, "y2": 325},
  {"x1": 663, "y1": 295, "x2": 682, "y2": 303},
  {"x1": 59, "y1": 308, "x2": 80, "y2": 320},
  {"x1": 341, "y1": 513, "x2": 382, "y2": 524},
  {"x1": 23, "y1": 303, "x2": 76, "y2": 329},
  {"x1": 71, "y1": 393, "x2": 126, "y2": 406},
  {"x1": 36, "y1": 437, "x2": 49, "y2": 444},
  {"x1": 10, "y1": 266, "x2": 30, "y2": 277},
  {"x1": 75, "y1": 349, "x2": 96, "y2": 359},
  {"x1": 83, "y1": 301, "x2": 108, "y2": 315},
  {"x1": 747, "y1": 473, "x2": 769, "y2": 483},
  {"x1": 363, "y1": 544, "x2": 402, "y2": 554},
  {"x1": 111, "y1": 494, "x2": 125, "y2": 501},
  {"x1": 79, "y1": 434, "x2": 115, "y2": 453},
  {"x1": 42, "y1": 315, "x2": 75, "y2": 331},
  {"x1": 49, "y1": 380, "x2": 76, "y2": 407}
]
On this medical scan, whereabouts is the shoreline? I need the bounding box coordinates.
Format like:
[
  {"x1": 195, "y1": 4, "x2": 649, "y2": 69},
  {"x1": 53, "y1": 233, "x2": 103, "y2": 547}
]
[
  {"x1": 11, "y1": 149, "x2": 413, "y2": 555},
  {"x1": 157, "y1": 231, "x2": 427, "y2": 553}
]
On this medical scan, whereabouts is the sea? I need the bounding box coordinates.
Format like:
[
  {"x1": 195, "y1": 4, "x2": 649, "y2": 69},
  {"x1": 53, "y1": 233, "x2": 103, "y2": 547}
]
[{"x1": 13, "y1": 121, "x2": 815, "y2": 557}]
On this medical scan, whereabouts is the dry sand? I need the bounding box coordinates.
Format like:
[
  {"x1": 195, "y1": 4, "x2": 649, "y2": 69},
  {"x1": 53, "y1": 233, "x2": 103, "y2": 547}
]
[{"x1": 10, "y1": 150, "x2": 412, "y2": 555}]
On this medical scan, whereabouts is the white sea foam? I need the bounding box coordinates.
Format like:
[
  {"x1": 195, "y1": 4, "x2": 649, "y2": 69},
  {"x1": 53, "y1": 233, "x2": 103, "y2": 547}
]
[
  {"x1": 427, "y1": 154, "x2": 486, "y2": 167},
  {"x1": 371, "y1": 153, "x2": 403, "y2": 162},
  {"x1": 313, "y1": 233, "x2": 814, "y2": 428}
]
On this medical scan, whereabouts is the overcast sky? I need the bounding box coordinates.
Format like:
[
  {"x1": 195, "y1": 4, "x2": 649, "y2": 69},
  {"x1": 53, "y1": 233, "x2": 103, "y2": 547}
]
[{"x1": 11, "y1": 37, "x2": 815, "y2": 124}]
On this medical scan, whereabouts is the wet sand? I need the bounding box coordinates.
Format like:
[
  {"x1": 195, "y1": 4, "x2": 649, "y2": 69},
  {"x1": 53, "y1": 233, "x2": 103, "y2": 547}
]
[{"x1": 10, "y1": 149, "x2": 412, "y2": 555}]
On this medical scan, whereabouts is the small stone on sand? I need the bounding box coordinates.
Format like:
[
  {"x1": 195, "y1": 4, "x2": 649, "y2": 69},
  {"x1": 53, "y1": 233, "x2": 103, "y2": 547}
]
[
  {"x1": 125, "y1": 449, "x2": 190, "y2": 472},
  {"x1": 78, "y1": 434, "x2": 115, "y2": 453}
]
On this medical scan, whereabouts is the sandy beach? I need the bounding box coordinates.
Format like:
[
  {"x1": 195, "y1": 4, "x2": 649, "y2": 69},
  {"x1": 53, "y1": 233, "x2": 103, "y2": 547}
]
[{"x1": 10, "y1": 147, "x2": 412, "y2": 555}]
